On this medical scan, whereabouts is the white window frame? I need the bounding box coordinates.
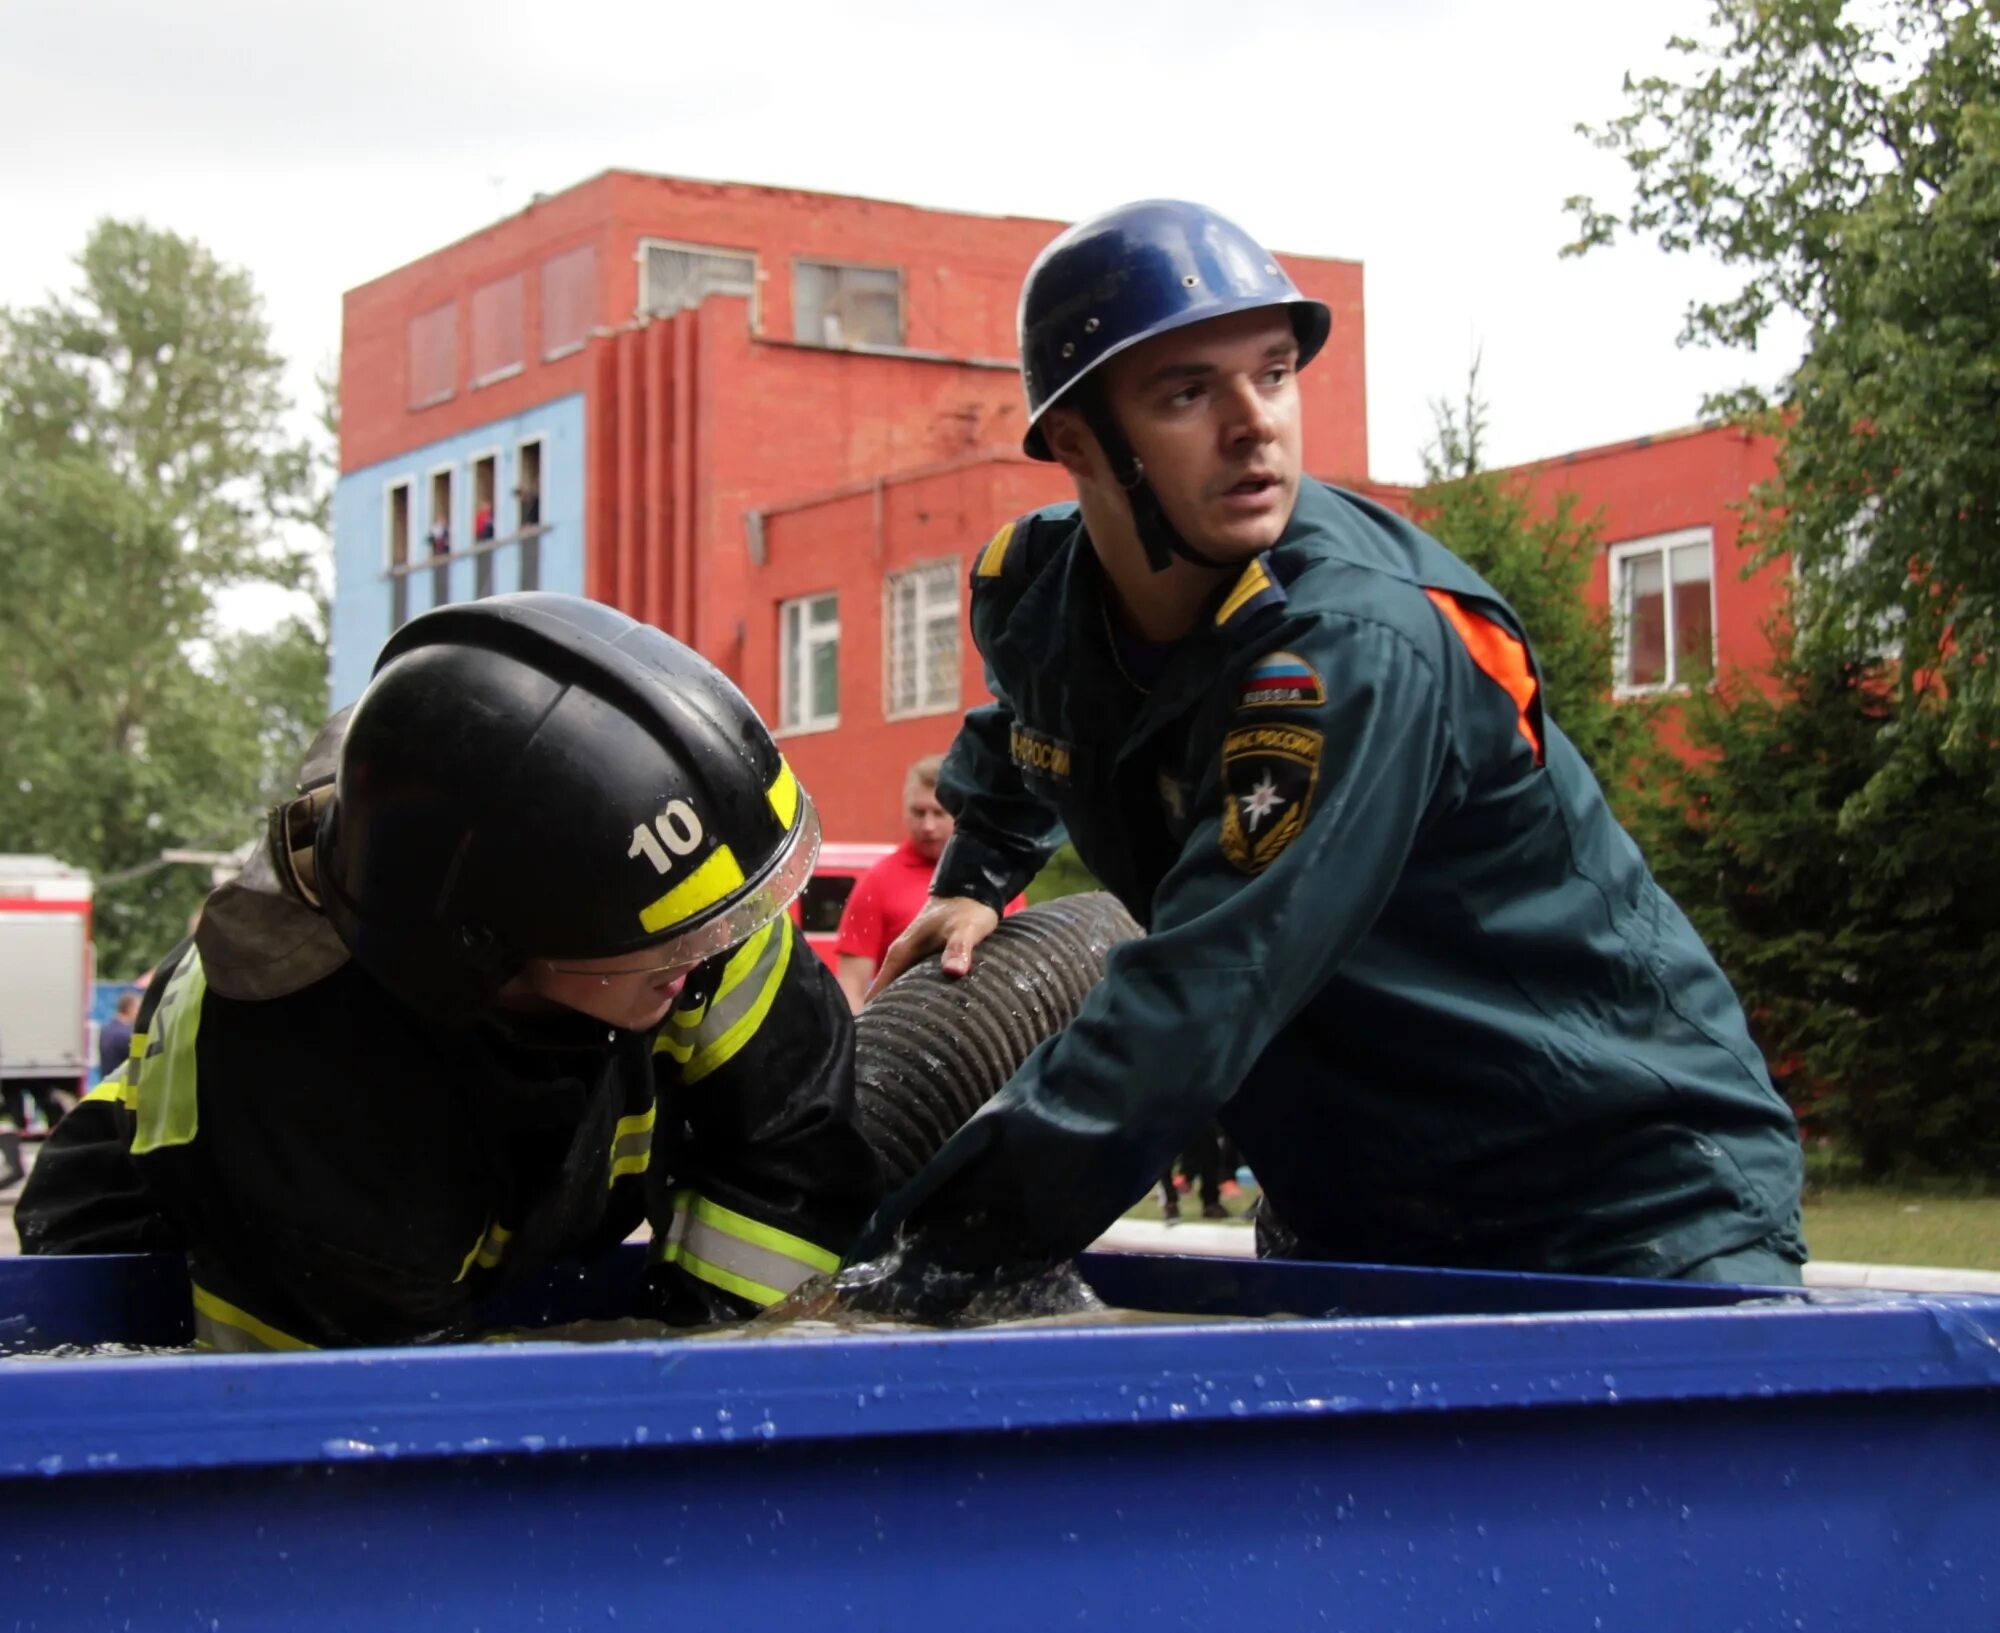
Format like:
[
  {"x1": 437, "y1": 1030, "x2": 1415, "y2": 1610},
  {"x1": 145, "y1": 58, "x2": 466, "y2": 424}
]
[
  {"x1": 635, "y1": 236, "x2": 760, "y2": 328},
  {"x1": 424, "y1": 461, "x2": 457, "y2": 549},
  {"x1": 1609, "y1": 526, "x2": 1717, "y2": 697},
  {"x1": 383, "y1": 478, "x2": 413, "y2": 572},
  {"x1": 882, "y1": 559, "x2": 961, "y2": 720},
  {"x1": 514, "y1": 435, "x2": 546, "y2": 532},
  {"x1": 778, "y1": 592, "x2": 841, "y2": 735},
  {"x1": 792, "y1": 256, "x2": 906, "y2": 350},
  {"x1": 1794, "y1": 497, "x2": 1904, "y2": 662}
]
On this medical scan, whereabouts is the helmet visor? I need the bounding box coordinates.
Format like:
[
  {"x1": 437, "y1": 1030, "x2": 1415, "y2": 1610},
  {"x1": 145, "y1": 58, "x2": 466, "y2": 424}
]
[{"x1": 578, "y1": 793, "x2": 822, "y2": 974}]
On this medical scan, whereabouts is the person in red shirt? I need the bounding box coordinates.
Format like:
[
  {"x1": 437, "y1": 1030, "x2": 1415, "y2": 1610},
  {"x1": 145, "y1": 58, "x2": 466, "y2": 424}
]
[{"x1": 834, "y1": 756, "x2": 955, "y2": 1012}]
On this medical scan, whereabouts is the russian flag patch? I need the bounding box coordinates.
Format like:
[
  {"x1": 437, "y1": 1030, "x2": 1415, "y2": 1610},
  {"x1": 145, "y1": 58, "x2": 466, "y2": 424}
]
[{"x1": 1237, "y1": 650, "x2": 1325, "y2": 709}]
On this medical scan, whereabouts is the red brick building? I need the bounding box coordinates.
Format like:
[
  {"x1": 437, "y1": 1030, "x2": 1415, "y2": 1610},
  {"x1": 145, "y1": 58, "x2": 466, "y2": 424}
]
[
  {"x1": 334, "y1": 169, "x2": 1783, "y2": 844},
  {"x1": 334, "y1": 170, "x2": 1367, "y2": 838},
  {"x1": 1498, "y1": 423, "x2": 1787, "y2": 698}
]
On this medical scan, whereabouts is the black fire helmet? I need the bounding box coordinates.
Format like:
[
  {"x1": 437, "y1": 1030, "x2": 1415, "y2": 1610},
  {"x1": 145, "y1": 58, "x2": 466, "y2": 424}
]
[{"x1": 316, "y1": 593, "x2": 819, "y2": 1027}]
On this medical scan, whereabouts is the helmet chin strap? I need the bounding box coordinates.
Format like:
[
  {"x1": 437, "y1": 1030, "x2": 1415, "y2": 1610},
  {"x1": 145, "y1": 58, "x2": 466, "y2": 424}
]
[{"x1": 1079, "y1": 395, "x2": 1237, "y2": 575}]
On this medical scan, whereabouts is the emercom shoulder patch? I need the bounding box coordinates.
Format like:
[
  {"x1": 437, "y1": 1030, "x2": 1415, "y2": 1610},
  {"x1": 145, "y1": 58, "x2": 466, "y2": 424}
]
[
  {"x1": 1219, "y1": 723, "x2": 1322, "y2": 875},
  {"x1": 1237, "y1": 650, "x2": 1325, "y2": 709}
]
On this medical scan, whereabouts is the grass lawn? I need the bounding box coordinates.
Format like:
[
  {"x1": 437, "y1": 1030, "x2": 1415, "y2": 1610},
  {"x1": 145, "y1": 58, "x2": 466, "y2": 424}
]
[
  {"x1": 1801, "y1": 1187, "x2": 2000, "y2": 1271},
  {"x1": 1125, "y1": 1180, "x2": 1999, "y2": 1271}
]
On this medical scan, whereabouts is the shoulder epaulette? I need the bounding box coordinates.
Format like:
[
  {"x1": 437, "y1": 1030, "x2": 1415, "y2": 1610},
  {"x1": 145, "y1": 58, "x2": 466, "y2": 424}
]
[
  {"x1": 969, "y1": 504, "x2": 1078, "y2": 591},
  {"x1": 1213, "y1": 552, "x2": 1289, "y2": 632}
]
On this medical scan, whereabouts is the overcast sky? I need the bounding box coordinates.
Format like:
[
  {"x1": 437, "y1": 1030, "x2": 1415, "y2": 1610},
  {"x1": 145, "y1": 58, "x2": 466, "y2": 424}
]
[{"x1": 1, "y1": 0, "x2": 1800, "y2": 489}]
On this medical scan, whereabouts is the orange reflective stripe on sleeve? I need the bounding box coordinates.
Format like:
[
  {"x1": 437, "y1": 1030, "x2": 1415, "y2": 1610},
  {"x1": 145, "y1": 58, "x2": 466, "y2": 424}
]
[{"x1": 1423, "y1": 589, "x2": 1544, "y2": 764}]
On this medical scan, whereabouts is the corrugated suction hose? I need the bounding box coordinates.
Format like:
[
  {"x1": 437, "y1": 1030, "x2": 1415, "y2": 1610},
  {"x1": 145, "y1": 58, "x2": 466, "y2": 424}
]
[{"x1": 852, "y1": 892, "x2": 1143, "y2": 1188}]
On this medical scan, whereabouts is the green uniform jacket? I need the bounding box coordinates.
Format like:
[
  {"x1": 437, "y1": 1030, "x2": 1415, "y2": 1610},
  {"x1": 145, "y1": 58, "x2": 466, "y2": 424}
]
[
  {"x1": 18, "y1": 896, "x2": 882, "y2": 1351},
  {"x1": 876, "y1": 479, "x2": 1803, "y2": 1281}
]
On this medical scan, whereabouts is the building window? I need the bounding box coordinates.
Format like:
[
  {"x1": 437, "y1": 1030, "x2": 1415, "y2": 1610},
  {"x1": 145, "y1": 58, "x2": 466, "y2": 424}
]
[
  {"x1": 639, "y1": 240, "x2": 756, "y2": 321},
  {"x1": 427, "y1": 467, "x2": 454, "y2": 608},
  {"x1": 884, "y1": 561, "x2": 959, "y2": 718},
  {"x1": 779, "y1": 593, "x2": 840, "y2": 733},
  {"x1": 470, "y1": 274, "x2": 525, "y2": 387},
  {"x1": 515, "y1": 438, "x2": 543, "y2": 591},
  {"x1": 471, "y1": 452, "x2": 498, "y2": 598},
  {"x1": 541, "y1": 243, "x2": 597, "y2": 359},
  {"x1": 385, "y1": 480, "x2": 412, "y2": 631},
  {"x1": 794, "y1": 261, "x2": 903, "y2": 349},
  {"x1": 407, "y1": 302, "x2": 457, "y2": 409},
  {"x1": 1610, "y1": 528, "x2": 1715, "y2": 693},
  {"x1": 1798, "y1": 498, "x2": 1904, "y2": 662}
]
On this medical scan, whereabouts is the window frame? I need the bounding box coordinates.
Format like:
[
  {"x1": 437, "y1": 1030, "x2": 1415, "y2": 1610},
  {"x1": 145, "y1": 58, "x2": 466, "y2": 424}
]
[
  {"x1": 539, "y1": 242, "x2": 599, "y2": 362},
  {"x1": 778, "y1": 591, "x2": 841, "y2": 736},
  {"x1": 406, "y1": 301, "x2": 459, "y2": 411},
  {"x1": 1608, "y1": 526, "x2": 1717, "y2": 697},
  {"x1": 468, "y1": 272, "x2": 527, "y2": 390},
  {"x1": 635, "y1": 236, "x2": 760, "y2": 328},
  {"x1": 882, "y1": 558, "x2": 962, "y2": 721},
  {"x1": 791, "y1": 256, "x2": 906, "y2": 351},
  {"x1": 382, "y1": 478, "x2": 413, "y2": 573}
]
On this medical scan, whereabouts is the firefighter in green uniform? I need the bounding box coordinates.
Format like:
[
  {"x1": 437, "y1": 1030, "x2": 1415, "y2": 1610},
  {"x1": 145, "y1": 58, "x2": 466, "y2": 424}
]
[
  {"x1": 18, "y1": 595, "x2": 885, "y2": 1350},
  {"x1": 855, "y1": 200, "x2": 1806, "y2": 1305}
]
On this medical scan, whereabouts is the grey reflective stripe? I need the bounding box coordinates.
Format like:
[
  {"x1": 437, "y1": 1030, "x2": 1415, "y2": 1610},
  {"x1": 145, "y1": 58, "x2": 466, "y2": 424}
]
[
  {"x1": 194, "y1": 1309, "x2": 272, "y2": 1353},
  {"x1": 190, "y1": 1284, "x2": 316, "y2": 1352},
  {"x1": 672, "y1": 1206, "x2": 827, "y2": 1301},
  {"x1": 678, "y1": 918, "x2": 789, "y2": 1083},
  {"x1": 607, "y1": 1106, "x2": 655, "y2": 1187}
]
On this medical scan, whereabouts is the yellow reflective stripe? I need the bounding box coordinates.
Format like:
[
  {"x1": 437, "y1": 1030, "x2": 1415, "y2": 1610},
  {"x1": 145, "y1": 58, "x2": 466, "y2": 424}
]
[
  {"x1": 86, "y1": 1071, "x2": 137, "y2": 1107},
  {"x1": 639, "y1": 844, "x2": 746, "y2": 934},
  {"x1": 767, "y1": 760, "x2": 800, "y2": 831},
  {"x1": 647, "y1": 1189, "x2": 693, "y2": 1264},
  {"x1": 191, "y1": 1284, "x2": 317, "y2": 1353},
  {"x1": 976, "y1": 520, "x2": 1016, "y2": 578},
  {"x1": 455, "y1": 1217, "x2": 513, "y2": 1282},
  {"x1": 131, "y1": 952, "x2": 206, "y2": 1156},
  {"x1": 673, "y1": 1246, "x2": 788, "y2": 1308},
  {"x1": 1214, "y1": 559, "x2": 1273, "y2": 626},
  {"x1": 608, "y1": 1103, "x2": 656, "y2": 1186},
  {"x1": 685, "y1": 1192, "x2": 840, "y2": 1275},
  {"x1": 653, "y1": 1029, "x2": 695, "y2": 1063},
  {"x1": 682, "y1": 918, "x2": 791, "y2": 1085},
  {"x1": 649, "y1": 1188, "x2": 837, "y2": 1303},
  {"x1": 475, "y1": 1221, "x2": 512, "y2": 1271}
]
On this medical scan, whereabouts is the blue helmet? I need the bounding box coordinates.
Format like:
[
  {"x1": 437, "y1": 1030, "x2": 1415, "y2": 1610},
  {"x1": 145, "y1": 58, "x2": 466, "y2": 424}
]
[{"x1": 1019, "y1": 200, "x2": 1331, "y2": 460}]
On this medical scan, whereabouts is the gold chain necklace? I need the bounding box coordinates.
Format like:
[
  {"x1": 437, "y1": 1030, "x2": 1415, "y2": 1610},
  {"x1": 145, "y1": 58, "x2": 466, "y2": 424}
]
[{"x1": 1099, "y1": 599, "x2": 1153, "y2": 694}]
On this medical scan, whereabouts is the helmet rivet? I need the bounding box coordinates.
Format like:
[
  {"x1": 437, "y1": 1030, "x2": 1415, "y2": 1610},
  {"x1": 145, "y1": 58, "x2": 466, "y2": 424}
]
[
  {"x1": 1083, "y1": 317, "x2": 1100, "y2": 334},
  {"x1": 1182, "y1": 275, "x2": 1199, "y2": 288},
  {"x1": 1060, "y1": 342, "x2": 1075, "y2": 358}
]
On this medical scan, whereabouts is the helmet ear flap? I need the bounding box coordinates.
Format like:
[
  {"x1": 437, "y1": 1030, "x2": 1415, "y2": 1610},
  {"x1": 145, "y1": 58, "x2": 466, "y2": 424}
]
[{"x1": 316, "y1": 797, "x2": 517, "y2": 1031}]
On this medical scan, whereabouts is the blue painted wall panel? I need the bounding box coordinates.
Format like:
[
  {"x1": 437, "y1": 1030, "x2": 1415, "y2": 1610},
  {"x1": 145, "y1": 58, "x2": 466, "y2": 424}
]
[{"x1": 329, "y1": 394, "x2": 587, "y2": 705}]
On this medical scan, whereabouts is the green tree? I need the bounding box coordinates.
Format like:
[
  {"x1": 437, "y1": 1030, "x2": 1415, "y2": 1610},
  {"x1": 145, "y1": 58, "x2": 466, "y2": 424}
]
[
  {"x1": 1411, "y1": 374, "x2": 1651, "y2": 806},
  {"x1": 0, "y1": 221, "x2": 328, "y2": 973},
  {"x1": 1571, "y1": 0, "x2": 2000, "y2": 1175},
  {"x1": 1635, "y1": 644, "x2": 2000, "y2": 1180},
  {"x1": 1567, "y1": 0, "x2": 2000, "y2": 793}
]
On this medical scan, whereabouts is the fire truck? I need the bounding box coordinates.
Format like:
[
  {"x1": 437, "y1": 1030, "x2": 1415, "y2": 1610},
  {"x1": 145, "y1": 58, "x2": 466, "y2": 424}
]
[{"x1": 0, "y1": 855, "x2": 95, "y2": 1120}]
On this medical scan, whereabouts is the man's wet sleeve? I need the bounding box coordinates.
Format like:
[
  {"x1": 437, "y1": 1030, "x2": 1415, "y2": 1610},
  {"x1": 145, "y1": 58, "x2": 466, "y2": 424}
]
[
  {"x1": 647, "y1": 915, "x2": 885, "y2": 1314},
  {"x1": 853, "y1": 616, "x2": 1455, "y2": 1277}
]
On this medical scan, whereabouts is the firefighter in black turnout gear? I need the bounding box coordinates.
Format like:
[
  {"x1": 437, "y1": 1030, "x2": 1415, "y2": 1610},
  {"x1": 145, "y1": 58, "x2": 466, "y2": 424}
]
[{"x1": 18, "y1": 595, "x2": 884, "y2": 1350}]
